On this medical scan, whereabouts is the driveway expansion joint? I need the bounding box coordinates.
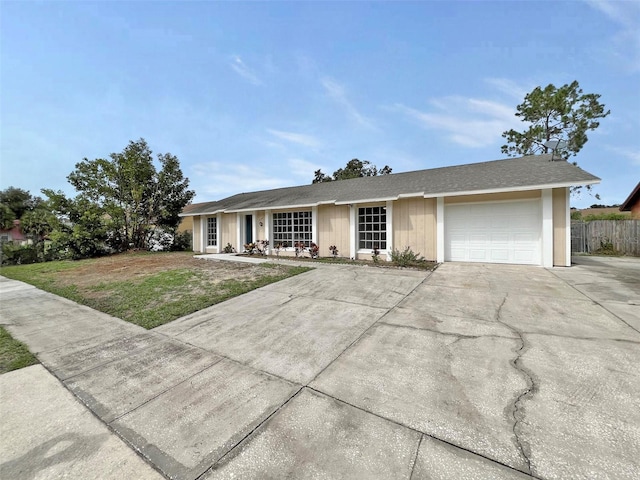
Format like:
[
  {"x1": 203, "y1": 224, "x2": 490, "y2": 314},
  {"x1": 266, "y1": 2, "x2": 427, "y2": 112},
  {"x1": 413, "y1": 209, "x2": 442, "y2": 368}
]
[
  {"x1": 198, "y1": 386, "x2": 305, "y2": 479},
  {"x1": 408, "y1": 434, "x2": 424, "y2": 479},
  {"x1": 307, "y1": 273, "x2": 432, "y2": 385},
  {"x1": 549, "y1": 268, "x2": 640, "y2": 335},
  {"x1": 306, "y1": 386, "x2": 540, "y2": 479}
]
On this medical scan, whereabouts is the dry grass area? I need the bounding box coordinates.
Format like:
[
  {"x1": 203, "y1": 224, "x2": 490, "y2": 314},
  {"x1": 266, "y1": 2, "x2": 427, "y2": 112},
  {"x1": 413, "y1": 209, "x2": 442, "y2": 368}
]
[
  {"x1": 1, "y1": 252, "x2": 310, "y2": 329},
  {"x1": 53, "y1": 252, "x2": 265, "y2": 289}
]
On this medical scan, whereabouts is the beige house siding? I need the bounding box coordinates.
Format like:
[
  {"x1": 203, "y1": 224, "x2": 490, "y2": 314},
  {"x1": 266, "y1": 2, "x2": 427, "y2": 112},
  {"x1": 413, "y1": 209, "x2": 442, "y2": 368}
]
[
  {"x1": 177, "y1": 216, "x2": 193, "y2": 234},
  {"x1": 444, "y1": 190, "x2": 541, "y2": 204},
  {"x1": 318, "y1": 205, "x2": 350, "y2": 258},
  {"x1": 552, "y1": 188, "x2": 568, "y2": 266},
  {"x1": 221, "y1": 213, "x2": 237, "y2": 252},
  {"x1": 192, "y1": 217, "x2": 202, "y2": 252},
  {"x1": 393, "y1": 197, "x2": 436, "y2": 261}
]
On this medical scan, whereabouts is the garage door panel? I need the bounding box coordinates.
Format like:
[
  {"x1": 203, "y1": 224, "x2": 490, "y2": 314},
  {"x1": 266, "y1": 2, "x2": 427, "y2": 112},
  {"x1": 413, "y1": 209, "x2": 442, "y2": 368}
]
[
  {"x1": 445, "y1": 201, "x2": 541, "y2": 265},
  {"x1": 449, "y1": 249, "x2": 466, "y2": 261},
  {"x1": 514, "y1": 232, "x2": 538, "y2": 243},
  {"x1": 469, "y1": 249, "x2": 488, "y2": 261},
  {"x1": 514, "y1": 250, "x2": 537, "y2": 263},
  {"x1": 469, "y1": 233, "x2": 489, "y2": 244},
  {"x1": 489, "y1": 249, "x2": 509, "y2": 262},
  {"x1": 491, "y1": 233, "x2": 509, "y2": 244}
]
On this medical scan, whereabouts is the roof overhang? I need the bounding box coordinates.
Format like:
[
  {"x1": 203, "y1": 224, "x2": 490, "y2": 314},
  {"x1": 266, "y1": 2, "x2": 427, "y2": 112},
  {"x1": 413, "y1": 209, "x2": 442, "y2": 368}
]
[
  {"x1": 423, "y1": 180, "x2": 600, "y2": 199},
  {"x1": 180, "y1": 179, "x2": 600, "y2": 217},
  {"x1": 620, "y1": 182, "x2": 640, "y2": 211}
]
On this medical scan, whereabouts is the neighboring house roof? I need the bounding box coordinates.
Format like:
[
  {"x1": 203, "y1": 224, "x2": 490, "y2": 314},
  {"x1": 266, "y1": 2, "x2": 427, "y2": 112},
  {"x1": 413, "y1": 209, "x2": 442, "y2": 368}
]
[
  {"x1": 0, "y1": 219, "x2": 27, "y2": 241},
  {"x1": 619, "y1": 182, "x2": 640, "y2": 212},
  {"x1": 181, "y1": 154, "x2": 600, "y2": 216}
]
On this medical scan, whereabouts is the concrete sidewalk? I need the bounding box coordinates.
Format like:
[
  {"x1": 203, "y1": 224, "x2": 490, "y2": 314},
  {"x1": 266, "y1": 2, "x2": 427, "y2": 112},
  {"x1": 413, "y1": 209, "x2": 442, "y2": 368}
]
[
  {"x1": 1, "y1": 258, "x2": 639, "y2": 480},
  {"x1": 0, "y1": 364, "x2": 163, "y2": 480}
]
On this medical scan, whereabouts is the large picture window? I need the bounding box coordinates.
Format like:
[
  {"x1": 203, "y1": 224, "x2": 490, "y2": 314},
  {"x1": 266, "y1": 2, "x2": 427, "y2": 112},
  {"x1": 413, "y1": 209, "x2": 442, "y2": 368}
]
[
  {"x1": 358, "y1": 206, "x2": 387, "y2": 250},
  {"x1": 207, "y1": 217, "x2": 217, "y2": 246},
  {"x1": 272, "y1": 211, "x2": 312, "y2": 246}
]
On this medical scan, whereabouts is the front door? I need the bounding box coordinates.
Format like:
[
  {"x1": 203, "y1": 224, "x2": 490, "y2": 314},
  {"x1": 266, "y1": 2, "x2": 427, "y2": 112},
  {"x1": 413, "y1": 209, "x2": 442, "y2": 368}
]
[{"x1": 245, "y1": 215, "x2": 253, "y2": 244}]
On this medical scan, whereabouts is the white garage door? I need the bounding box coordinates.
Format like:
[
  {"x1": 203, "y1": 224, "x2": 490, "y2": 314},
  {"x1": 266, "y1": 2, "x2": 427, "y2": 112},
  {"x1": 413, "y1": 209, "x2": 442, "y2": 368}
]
[{"x1": 445, "y1": 200, "x2": 541, "y2": 265}]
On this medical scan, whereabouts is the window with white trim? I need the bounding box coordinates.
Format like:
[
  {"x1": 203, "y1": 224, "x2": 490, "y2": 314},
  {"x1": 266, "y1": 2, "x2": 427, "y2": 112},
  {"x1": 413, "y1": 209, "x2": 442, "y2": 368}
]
[
  {"x1": 207, "y1": 217, "x2": 217, "y2": 246},
  {"x1": 358, "y1": 206, "x2": 387, "y2": 250},
  {"x1": 272, "y1": 211, "x2": 312, "y2": 246}
]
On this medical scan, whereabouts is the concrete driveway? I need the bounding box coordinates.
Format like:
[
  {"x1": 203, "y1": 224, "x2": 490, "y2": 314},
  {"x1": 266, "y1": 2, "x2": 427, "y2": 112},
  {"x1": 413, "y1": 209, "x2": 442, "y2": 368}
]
[{"x1": 1, "y1": 258, "x2": 639, "y2": 480}]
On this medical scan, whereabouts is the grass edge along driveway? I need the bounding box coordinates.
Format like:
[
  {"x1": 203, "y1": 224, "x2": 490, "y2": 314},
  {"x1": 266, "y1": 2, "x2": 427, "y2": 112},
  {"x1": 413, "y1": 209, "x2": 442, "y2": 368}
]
[
  {"x1": 0, "y1": 326, "x2": 38, "y2": 374},
  {"x1": 0, "y1": 253, "x2": 311, "y2": 330}
]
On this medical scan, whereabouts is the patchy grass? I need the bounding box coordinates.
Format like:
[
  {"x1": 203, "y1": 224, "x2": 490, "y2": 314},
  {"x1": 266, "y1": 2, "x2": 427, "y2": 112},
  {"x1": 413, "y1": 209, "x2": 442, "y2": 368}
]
[
  {"x1": 0, "y1": 327, "x2": 38, "y2": 374},
  {"x1": 0, "y1": 252, "x2": 311, "y2": 329}
]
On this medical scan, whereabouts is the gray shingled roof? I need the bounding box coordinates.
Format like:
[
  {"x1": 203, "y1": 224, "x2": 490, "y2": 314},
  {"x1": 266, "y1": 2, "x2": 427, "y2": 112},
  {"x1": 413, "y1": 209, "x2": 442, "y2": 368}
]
[{"x1": 181, "y1": 154, "x2": 600, "y2": 216}]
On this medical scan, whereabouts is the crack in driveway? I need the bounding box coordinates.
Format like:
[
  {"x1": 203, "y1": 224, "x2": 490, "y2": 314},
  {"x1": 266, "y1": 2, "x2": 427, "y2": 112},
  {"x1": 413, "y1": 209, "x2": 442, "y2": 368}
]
[{"x1": 495, "y1": 294, "x2": 536, "y2": 476}]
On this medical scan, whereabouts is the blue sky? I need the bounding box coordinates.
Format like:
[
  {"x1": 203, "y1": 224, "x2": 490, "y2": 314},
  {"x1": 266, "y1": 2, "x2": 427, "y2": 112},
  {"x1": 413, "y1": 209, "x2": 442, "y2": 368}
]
[{"x1": 1, "y1": 1, "x2": 638, "y2": 208}]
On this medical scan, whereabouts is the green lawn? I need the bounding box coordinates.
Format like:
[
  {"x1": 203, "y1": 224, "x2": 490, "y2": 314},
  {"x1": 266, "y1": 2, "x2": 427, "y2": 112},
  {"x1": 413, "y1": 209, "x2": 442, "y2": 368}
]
[
  {"x1": 0, "y1": 327, "x2": 38, "y2": 374},
  {"x1": 0, "y1": 252, "x2": 311, "y2": 329}
]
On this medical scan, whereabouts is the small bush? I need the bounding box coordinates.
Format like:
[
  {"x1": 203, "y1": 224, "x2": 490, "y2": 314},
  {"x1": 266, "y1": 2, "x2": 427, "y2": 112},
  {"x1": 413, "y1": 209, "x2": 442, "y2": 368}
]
[
  {"x1": 1, "y1": 243, "x2": 38, "y2": 266},
  {"x1": 223, "y1": 243, "x2": 234, "y2": 253},
  {"x1": 592, "y1": 238, "x2": 622, "y2": 256},
  {"x1": 372, "y1": 246, "x2": 381, "y2": 264},
  {"x1": 171, "y1": 231, "x2": 192, "y2": 251},
  {"x1": 583, "y1": 213, "x2": 630, "y2": 222},
  {"x1": 390, "y1": 246, "x2": 424, "y2": 267}
]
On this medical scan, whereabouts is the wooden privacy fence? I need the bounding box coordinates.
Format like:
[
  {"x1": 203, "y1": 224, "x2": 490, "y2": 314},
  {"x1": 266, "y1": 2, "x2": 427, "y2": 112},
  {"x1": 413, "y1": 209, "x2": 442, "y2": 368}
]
[{"x1": 571, "y1": 220, "x2": 640, "y2": 256}]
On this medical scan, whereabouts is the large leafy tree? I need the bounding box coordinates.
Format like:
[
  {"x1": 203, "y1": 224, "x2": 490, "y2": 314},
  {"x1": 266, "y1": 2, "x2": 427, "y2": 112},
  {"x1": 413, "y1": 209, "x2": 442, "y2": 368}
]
[
  {"x1": 0, "y1": 204, "x2": 16, "y2": 230},
  {"x1": 312, "y1": 159, "x2": 392, "y2": 184},
  {"x1": 0, "y1": 187, "x2": 43, "y2": 219},
  {"x1": 21, "y1": 208, "x2": 56, "y2": 261},
  {"x1": 501, "y1": 81, "x2": 610, "y2": 160},
  {"x1": 42, "y1": 190, "x2": 109, "y2": 259},
  {"x1": 66, "y1": 138, "x2": 195, "y2": 251}
]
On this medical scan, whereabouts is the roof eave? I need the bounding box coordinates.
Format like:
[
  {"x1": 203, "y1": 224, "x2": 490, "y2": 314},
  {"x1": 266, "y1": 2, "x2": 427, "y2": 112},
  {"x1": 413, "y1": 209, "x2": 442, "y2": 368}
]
[
  {"x1": 619, "y1": 182, "x2": 640, "y2": 211},
  {"x1": 424, "y1": 179, "x2": 601, "y2": 199},
  {"x1": 180, "y1": 178, "x2": 602, "y2": 216}
]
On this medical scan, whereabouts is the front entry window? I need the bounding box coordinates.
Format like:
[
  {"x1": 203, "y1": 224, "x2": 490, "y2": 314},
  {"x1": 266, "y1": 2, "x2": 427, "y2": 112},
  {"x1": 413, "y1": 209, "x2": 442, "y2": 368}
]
[{"x1": 358, "y1": 206, "x2": 386, "y2": 250}]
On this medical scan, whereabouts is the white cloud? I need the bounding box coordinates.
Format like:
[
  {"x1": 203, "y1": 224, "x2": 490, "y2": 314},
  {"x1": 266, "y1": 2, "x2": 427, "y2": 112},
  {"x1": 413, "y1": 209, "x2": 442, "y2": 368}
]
[
  {"x1": 267, "y1": 129, "x2": 321, "y2": 148},
  {"x1": 287, "y1": 158, "x2": 324, "y2": 178},
  {"x1": 230, "y1": 56, "x2": 262, "y2": 85},
  {"x1": 606, "y1": 145, "x2": 640, "y2": 165},
  {"x1": 393, "y1": 96, "x2": 517, "y2": 148},
  {"x1": 191, "y1": 161, "x2": 286, "y2": 199},
  {"x1": 321, "y1": 77, "x2": 376, "y2": 129},
  {"x1": 585, "y1": 0, "x2": 640, "y2": 71},
  {"x1": 483, "y1": 78, "x2": 530, "y2": 100}
]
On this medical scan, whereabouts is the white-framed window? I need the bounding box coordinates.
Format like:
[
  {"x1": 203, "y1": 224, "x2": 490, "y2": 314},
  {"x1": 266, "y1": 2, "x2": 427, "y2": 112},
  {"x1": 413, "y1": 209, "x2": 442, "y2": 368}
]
[
  {"x1": 358, "y1": 206, "x2": 387, "y2": 250},
  {"x1": 207, "y1": 217, "x2": 217, "y2": 246},
  {"x1": 272, "y1": 211, "x2": 312, "y2": 246}
]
